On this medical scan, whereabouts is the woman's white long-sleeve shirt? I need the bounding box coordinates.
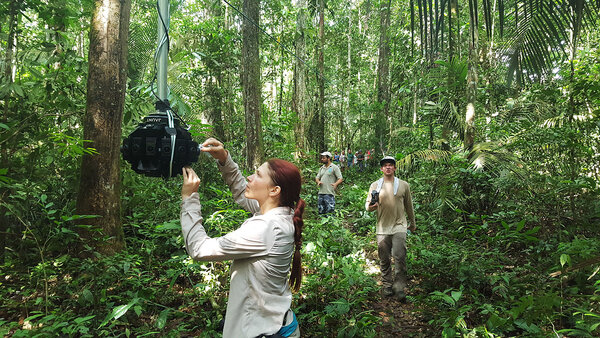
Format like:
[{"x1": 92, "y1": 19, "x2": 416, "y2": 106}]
[{"x1": 181, "y1": 154, "x2": 295, "y2": 338}]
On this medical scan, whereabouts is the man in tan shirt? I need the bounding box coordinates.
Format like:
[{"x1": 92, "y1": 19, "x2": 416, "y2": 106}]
[
  {"x1": 316, "y1": 151, "x2": 343, "y2": 215},
  {"x1": 365, "y1": 156, "x2": 416, "y2": 299}
]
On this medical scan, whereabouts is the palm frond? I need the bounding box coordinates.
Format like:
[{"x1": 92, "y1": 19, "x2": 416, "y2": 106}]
[
  {"x1": 466, "y1": 141, "x2": 526, "y2": 179},
  {"x1": 501, "y1": 0, "x2": 600, "y2": 85},
  {"x1": 439, "y1": 101, "x2": 465, "y2": 138},
  {"x1": 397, "y1": 149, "x2": 453, "y2": 172},
  {"x1": 128, "y1": 6, "x2": 158, "y2": 87},
  {"x1": 429, "y1": 58, "x2": 467, "y2": 96}
]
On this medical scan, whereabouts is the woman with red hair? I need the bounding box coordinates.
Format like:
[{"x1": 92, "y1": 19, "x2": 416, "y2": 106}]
[{"x1": 180, "y1": 138, "x2": 304, "y2": 338}]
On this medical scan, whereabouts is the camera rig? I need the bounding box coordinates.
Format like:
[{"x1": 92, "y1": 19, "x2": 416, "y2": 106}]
[
  {"x1": 121, "y1": 105, "x2": 200, "y2": 178},
  {"x1": 121, "y1": 0, "x2": 200, "y2": 178}
]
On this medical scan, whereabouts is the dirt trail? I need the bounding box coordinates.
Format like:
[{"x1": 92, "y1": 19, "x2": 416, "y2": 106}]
[{"x1": 369, "y1": 278, "x2": 436, "y2": 337}]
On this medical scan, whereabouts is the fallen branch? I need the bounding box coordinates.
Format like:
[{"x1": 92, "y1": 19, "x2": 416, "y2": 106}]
[{"x1": 549, "y1": 255, "x2": 600, "y2": 277}]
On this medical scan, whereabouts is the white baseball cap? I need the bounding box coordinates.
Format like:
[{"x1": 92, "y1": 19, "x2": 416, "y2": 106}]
[
  {"x1": 380, "y1": 156, "x2": 396, "y2": 166},
  {"x1": 320, "y1": 151, "x2": 332, "y2": 158}
]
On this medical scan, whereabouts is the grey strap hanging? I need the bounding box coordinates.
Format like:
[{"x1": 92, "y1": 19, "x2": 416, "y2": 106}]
[{"x1": 375, "y1": 177, "x2": 400, "y2": 195}]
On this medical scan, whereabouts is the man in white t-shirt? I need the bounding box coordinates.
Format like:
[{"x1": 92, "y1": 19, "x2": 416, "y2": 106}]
[{"x1": 365, "y1": 156, "x2": 416, "y2": 299}]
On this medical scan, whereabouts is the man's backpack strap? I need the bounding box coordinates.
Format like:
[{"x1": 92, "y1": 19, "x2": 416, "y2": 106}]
[{"x1": 376, "y1": 177, "x2": 400, "y2": 195}]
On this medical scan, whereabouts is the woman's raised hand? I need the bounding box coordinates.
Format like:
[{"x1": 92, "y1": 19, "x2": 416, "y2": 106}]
[
  {"x1": 181, "y1": 166, "x2": 201, "y2": 200},
  {"x1": 201, "y1": 138, "x2": 228, "y2": 165}
]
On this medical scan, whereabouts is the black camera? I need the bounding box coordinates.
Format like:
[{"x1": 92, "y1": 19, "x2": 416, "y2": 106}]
[
  {"x1": 370, "y1": 190, "x2": 379, "y2": 205},
  {"x1": 121, "y1": 113, "x2": 200, "y2": 178}
]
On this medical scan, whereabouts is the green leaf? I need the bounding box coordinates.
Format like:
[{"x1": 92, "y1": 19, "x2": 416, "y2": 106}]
[
  {"x1": 23, "y1": 312, "x2": 45, "y2": 322},
  {"x1": 451, "y1": 290, "x2": 463, "y2": 302},
  {"x1": 156, "y1": 309, "x2": 169, "y2": 329},
  {"x1": 10, "y1": 84, "x2": 24, "y2": 97},
  {"x1": 74, "y1": 315, "x2": 96, "y2": 324},
  {"x1": 99, "y1": 299, "x2": 138, "y2": 327},
  {"x1": 560, "y1": 254, "x2": 570, "y2": 268},
  {"x1": 0, "y1": 123, "x2": 9, "y2": 130},
  {"x1": 82, "y1": 289, "x2": 94, "y2": 304},
  {"x1": 156, "y1": 220, "x2": 181, "y2": 231}
]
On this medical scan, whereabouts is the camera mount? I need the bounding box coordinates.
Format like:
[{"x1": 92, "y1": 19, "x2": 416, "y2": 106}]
[
  {"x1": 121, "y1": 0, "x2": 200, "y2": 178},
  {"x1": 121, "y1": 111, "x2": 200, "y2": 178}
]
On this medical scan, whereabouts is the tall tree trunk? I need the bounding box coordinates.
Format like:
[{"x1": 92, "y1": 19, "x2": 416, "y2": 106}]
[
  {"x1": 76, "y1": 0, "x2": 131, "y2": 255},
  {"x1": 448, "y1": 0, "x2": 454, "y2": 58},
  {"x1": 568, "y1": 0, "x2": 584, "y2": 223},
  {"x1": 0, "y1": 0, "x2": 20, "y2": 265},
  {"x1": 292, "y1": 0, "x2": 307, "y2": 157},
  {"x1": 412, "y1": 73, "x2": 419, "y2": 125},
  {"x1": 464, "y1": 0, "x2": 478, "y2": 150},
  {"x1": 316, "y1": 0, "x2": 326, "y2": 153},
  {"x1": 278, "y1": 39, "x2": 284, "y2": 116},
  {"x1": 242, "y1": 0, "x2": 263, "y2": 169},
  {"x1": 444, "y1": 0, "x2": 457, "y2": 151},
  {"x1": 428, "y1": 0, "x2": 433, "y2": 61},
  {"x1": 206, "y1": 73, "x2": 225, "y2": 140},
  {"x1": 410, "y1": 0, "x2": 415, "y2": 57},
  {"x1": 376, "y1": 0, "x2": 391, "y2": 149},
  {"x1": 344, "y1": 2, "x2": 351, "y2": 150}
]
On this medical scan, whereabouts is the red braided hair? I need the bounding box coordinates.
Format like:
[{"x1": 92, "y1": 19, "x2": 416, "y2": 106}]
[{"x1": 267, "y1": 159, "x2": 304, "y2": 292}]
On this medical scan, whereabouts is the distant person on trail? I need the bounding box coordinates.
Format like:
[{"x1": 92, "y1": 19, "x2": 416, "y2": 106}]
[
  {"x1": 315, "y1": 151, "x2": 343, "y2": 215},
  {"x1": 365, "y1": 156, "x2": 416, "y2": 300},
  {"x1": 356, "y1": 150, "x2": 365, "y2": 172},
  {"x1": 333, "y1": 151, "x2": 340, "y2": 164},
  {"x1": 347, "y1": 150, "x2": 354, "y2": 169},
  {"x1": 339, "y1": 151, "x2": 347, "y2": 171},
  {"x1": 180, "y1": 138, "x2": 303, "y2": 338}
]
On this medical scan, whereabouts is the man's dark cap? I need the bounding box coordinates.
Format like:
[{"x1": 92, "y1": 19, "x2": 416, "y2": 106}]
[{"x1": 380, "y1": 156, "x2": 396, "y2": 166}]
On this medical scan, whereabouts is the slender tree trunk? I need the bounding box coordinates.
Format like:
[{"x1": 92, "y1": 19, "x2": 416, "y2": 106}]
[
  {"x1": 434, "y1": 0, "x2": 438, "y2": 54},
  {"x1": 464, "y1": 0, "x2": 478, "y2": 150},
  {"x1": 428, "y1": 0, "x2": 433, "y2": 60},
  {"x1": 207, "y1": 74, "x2": 225, "y2": 140},
  {"x1": 292, "y1": 0, "x2": 307, "y2": 157},
  {"x1": 76, "y1": 0, "x2": 131, "y2": 255},
  {"x1": 568, "y1": 0, "x2": 584, "y2": 223},
  {"x1": 223, "y1": 14, "x2": 234, "y2": 143},
  {"x1": 410, "y1": 0, "x2": 415, "y2": 57},
  {"x1": 242, "y1": 0, "x2": 263, "y2": 169},
  {"x1": 0, "y1": 0, "x2": 20, "y2": 265},
  {"x1": 344, "y1": 2, "x2": 351, "y2": 149},
  {"x1": 456, "y1": 0, "x2": 461, "y2": 59},
  {"x1": 316, "y1": 0, "x2": 326, "y2": 153},
  {"x1": 444, "y1": 0, "x2": 455, "y2": 151},
  {"x1": 413, "y1": 74, "x2": 418, "y2": 125},
  {"x1": 448, "y1": 0, "x2": 454, "y2": 58},
  {"x1": 376, "y1": 0, "x2": 391, "y2": 149},
  {"x1": 514, "y1": 0, "x2": 522, "y2": 87},
  {"x1": 278, "y1": 40, "x2": 284, "y2": 116}
]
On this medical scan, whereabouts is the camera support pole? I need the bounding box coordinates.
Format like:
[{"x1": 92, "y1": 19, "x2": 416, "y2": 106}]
[
  {"x1": 157, "y1": 0, "x2": 169, "y2": 103},
  {"x1": 121, "y1": 0, "x2": 200, "y2": 178},
  {"x1": 155, "y1": 0, "x2": 177, "y2": 177}
]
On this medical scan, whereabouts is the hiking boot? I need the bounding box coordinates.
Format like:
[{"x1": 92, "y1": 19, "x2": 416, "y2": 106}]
[{"x1": 383, "y1": 287, "x2": 394, "y2": 297}]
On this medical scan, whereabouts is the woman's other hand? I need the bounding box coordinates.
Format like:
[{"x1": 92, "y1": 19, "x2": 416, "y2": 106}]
[
  {"x1": 182, "y1": 166, "x2": 201, "y2": 200},
  {"x1": 201, "y1": 138, "x2": 228, "y2": 165}
]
